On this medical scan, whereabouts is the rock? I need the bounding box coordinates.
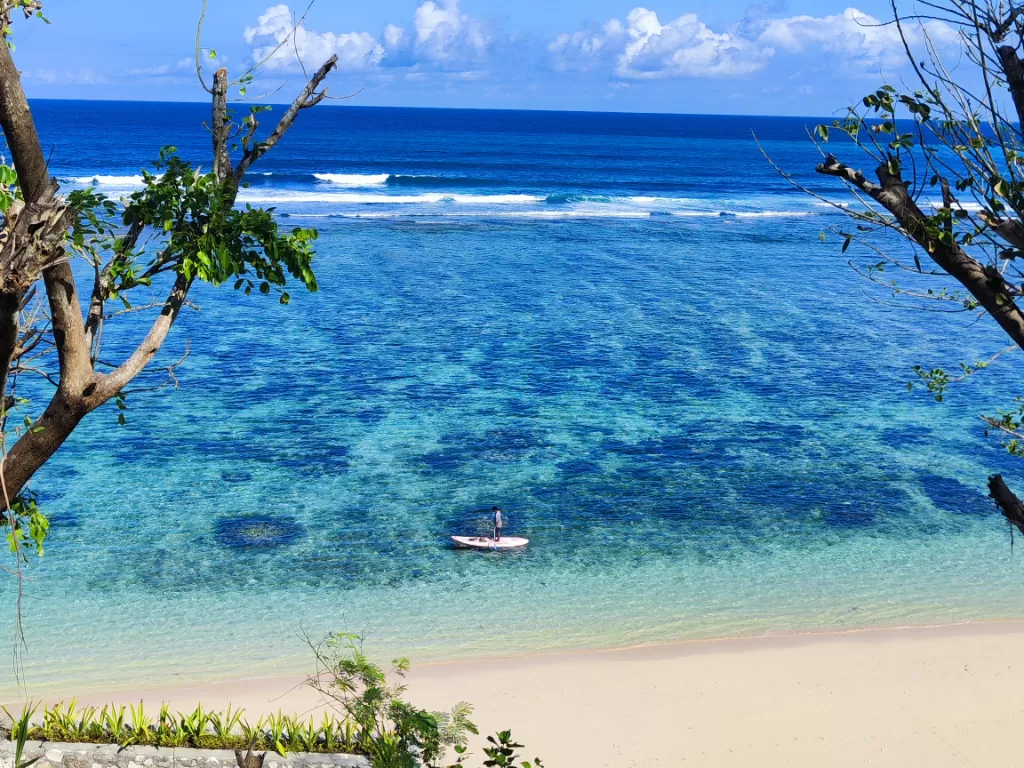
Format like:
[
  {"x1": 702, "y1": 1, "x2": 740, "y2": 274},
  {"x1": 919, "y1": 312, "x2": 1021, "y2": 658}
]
[{"x1": 45, "y1": 751, "x2": 63, "y2": 764}]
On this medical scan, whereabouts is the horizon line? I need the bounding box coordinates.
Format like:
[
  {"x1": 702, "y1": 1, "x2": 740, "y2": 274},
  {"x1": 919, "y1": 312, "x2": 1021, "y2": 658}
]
[{"x1": 25, "y1": 96, "x2": 835, "y2": 123}]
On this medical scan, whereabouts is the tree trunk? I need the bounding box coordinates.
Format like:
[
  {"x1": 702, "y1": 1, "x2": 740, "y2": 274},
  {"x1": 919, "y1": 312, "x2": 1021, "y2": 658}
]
[{"x1": 989, "y1": 474, "x2": 1024, "y2": 535}]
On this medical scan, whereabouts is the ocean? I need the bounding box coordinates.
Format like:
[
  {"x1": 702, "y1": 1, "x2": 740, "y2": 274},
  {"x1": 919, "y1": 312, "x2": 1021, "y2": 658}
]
[{"x1": 3, "y1": 100, "x2": 1023, "y2": 695}]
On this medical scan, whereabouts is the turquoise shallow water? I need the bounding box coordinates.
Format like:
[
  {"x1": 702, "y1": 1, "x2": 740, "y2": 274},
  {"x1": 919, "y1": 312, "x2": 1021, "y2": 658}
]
[{"x1": 3, "y1": 105, "x2": 1024, "y2": 696}]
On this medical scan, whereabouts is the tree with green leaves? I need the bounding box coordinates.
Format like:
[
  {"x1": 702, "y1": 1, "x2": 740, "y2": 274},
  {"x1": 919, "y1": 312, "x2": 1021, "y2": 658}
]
[
  {"x1": 781, "y1": 0, "x2": 1024, "y2": 527},
  {"x1": 0, "y1": 1, "x2": 337, "y2": 565}
]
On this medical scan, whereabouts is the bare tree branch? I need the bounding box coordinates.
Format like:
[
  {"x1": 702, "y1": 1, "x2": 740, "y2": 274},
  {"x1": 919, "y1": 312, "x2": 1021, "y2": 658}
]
[
  {"x1": 233, "y1": 54, "x2": 338, "y2": 182},
  {"x1": 817, "y1": 154, "x2": 1024, "y2": 350}
]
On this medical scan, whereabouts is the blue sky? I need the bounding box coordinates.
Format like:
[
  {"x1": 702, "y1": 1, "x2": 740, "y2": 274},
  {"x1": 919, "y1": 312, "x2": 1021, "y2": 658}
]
[{"x1": 11, "y1": 0, "x2": 946, "y2": 115}]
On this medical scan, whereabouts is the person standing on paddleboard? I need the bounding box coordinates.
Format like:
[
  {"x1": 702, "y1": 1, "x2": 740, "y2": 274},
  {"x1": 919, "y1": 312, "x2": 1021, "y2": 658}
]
[{"x1": 493, "y1": 506, "x2": 503, "y2": 541}]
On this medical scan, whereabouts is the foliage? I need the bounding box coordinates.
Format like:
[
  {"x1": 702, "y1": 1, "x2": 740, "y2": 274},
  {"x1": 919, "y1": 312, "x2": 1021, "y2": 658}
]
[
  {"x1": 480, "y1": 732, "x2": 544, "y2": 768},
  {"x1": 0, "y1": 634, "x2": 546, "y2": 768},
  {"x1": 1, "y1": 490, "x2": 46, "y2": 558},
  {"x1": 983, "y1": 397, "x2": 1024, "y2": 456},
  {"x1": 0, "y1": 699, "x2": 544, "y2": 768},
  {"x1": 4, "y1": 702, "x2": 41, "y2": 768},
  {"x1": 0, "y1": 161, "x2": 19, "y2": 215},
  {"x1": 1, "y1": 0, "x2": 48, "y2": 47},
  {"x1": 307, "y1": 632, "x2": 477, "y2": 768},
  {"x1": 69, "y1": 148, "x2": 318, "y2": 308},
  {"x1": 0, "y1": 700, "x2": 361, "y2": 754}
]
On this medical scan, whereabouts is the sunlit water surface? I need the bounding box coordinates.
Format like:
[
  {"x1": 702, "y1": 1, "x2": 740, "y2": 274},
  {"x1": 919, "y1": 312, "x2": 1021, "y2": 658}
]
[{"x1": 2, "y1": 103, "x2": 1023, "y2": 696}]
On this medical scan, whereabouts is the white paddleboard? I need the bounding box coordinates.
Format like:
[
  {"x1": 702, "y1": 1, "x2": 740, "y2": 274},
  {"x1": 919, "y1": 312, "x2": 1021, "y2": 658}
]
[{"x1": 452, "y1": 535, "x2": 529, "y2": 550}]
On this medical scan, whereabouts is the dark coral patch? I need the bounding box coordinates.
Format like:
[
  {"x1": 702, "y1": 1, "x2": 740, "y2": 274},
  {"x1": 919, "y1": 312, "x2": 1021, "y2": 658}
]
[
  {"x1": 216, "y1": 515, "x2": 304, "y2": 548},
  {"x1": 47, "y1": 510, "x2": 81, "y2": 529},
  {"x1": 221, "y1": 470, "x2": 254, "y2": 483},
  {"x1": 920, "y1": 474, "x2": 991, "y2": 516}
]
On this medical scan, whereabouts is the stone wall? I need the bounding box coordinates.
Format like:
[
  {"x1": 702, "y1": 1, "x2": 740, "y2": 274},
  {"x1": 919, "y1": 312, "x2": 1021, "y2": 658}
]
[{"x1": 0, "y1": 742, "x2": 369, "y2": 768}]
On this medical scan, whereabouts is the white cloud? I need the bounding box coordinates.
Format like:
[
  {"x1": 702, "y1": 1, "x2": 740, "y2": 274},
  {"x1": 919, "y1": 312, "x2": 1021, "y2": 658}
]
[
  {"x1": 30, "y1": 69, "x2": 105, "y2": 85},
  {"x1": 245, "y1": 4, "x2": 385, "y2": 71},
  {"x1": 549, "y1": 21, "x2": 622, "y2": 72},
  {"x1": 551, "y1": 7, "x2": 770, "y2": 78},
  {"x1": 411, "y1": 0, "x2": 489, "y2": 62},
  {"x1": 620, "y1": 8, "x2": 770, "y2": 77},
  {"x1": 127, "y1": 65, "x2": 171, "y2": 77},
  {"x1": 756, "y1": 7, "x2": 957, "y2": 69},
  {"x1": 384, "y1": 24, "x2": 407, "y2": 49},
  {"x1": 550, "y1": 5, "x2": 956, "y2": 79},
  {"x1": 244, "y1": 2, "x2": 493, "y2": 74}
]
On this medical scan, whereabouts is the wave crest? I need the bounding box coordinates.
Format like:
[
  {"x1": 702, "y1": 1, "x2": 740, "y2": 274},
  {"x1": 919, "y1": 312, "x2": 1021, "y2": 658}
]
[
  {"x1": 63, "y1": 174, "x2": 145, "y2": 186},
  {"x1": 313, "y1": 173, "x2": 391, "y2": 186}
]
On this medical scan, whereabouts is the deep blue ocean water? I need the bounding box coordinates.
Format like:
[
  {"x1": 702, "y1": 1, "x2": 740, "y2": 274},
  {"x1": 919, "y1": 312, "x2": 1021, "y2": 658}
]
[{"x1": 3, "y1": 101, "x2": 1024, "y2": 695}]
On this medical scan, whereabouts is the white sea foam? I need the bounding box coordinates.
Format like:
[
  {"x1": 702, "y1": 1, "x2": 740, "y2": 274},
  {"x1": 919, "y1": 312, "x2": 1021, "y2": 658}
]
[
  {"x1": 313, "y1": 173, "x2": 391, "y2": 186},
  {"x1": 237, "y1": 190, "x2": 545, "y2": 204},
  {"x1": 285, "y1": 210, "x2": 652, "y2": 219},
  {"x1": 733, "y1": 211, "x2": 812, "y2": 218},
  {"x1": 66, "y1": 174, "x2": 146, "y2": 186},
  {"x1": 924, "y1": 200, "x2": 984, "y2": 212},
  {"x1": 668, "y1": 210, "x2": 812, "y2": 218},
  {"x1": 628, "y1": 195, "x2": 704, "y2": 205}
]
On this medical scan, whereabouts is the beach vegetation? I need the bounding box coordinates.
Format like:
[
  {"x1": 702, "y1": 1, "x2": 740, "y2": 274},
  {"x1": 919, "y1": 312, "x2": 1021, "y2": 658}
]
[
  {"x1": 305, "y1": 632, "x2": 477, "y2": 767},
  {"x1": 0, "y1": 635, "x2": 541, "y2": 767},
  {"x1": 479, "y1": 732, "x2": 544, "y2": 768},
  {"x1": 2, "y1": 699, "x2": 362, "y2": 754},
  {"x1": 6, "y1": 702, "x2": 41, "y2": 768},
  {"x1": 779, "y1": 0, "x2": 1024, "y2": 523},
  {"x1": 1, "y1": 700, "x2": 539, "y2": 768}
]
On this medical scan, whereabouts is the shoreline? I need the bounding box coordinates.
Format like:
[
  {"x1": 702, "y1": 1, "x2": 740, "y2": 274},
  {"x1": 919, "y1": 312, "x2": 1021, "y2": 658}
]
[
  {"x1": 26, "y1": 619, "x2": 1024, "y2": 767},
  {"x1": 12, "y1": 615, "x2": 1024, "y2": 697}
]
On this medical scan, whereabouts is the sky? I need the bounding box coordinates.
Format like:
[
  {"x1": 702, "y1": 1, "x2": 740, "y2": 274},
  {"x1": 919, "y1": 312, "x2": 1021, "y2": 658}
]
[{"x1": 10, "y1": 0, "x2": 956, "y2": 115}]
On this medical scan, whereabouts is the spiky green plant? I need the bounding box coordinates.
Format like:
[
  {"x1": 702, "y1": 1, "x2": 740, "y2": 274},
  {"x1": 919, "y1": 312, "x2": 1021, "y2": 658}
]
[
  {"x1": 294, "y1": 716, "x2": 319, "y2": 753},
  {"x1": 101, "y1": 705, "x2": 127, "y2": 744},
  {"x1": 320, "y1": 713, "x2": 338, "y2": 753},
  {"x1": 4, "y1": 704, "x2": 42, "y2": 768},
  {"x1": 177, "y1": 704, "x2": 214, "y2": 746},
  {"x1": 127, "y1": 701, "x2": 152, "y2": 746},
  {"x1": 263, "y1": 710, "x2": 289, "y2": 756},
  {"x1": 239, "y1": 715, "x2": 265, "y2": 751},
  {"x1": 339, "y1": 717, "x2": 357, "y2": 752},
  {"x1": 210, "y1": 704, "x2": 244, "y2": 743}
]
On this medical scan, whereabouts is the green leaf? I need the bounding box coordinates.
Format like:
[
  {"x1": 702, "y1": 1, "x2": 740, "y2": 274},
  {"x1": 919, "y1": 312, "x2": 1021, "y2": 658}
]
[{"x1": 209, "y1": 49, "x2": 217, "y2": 59}]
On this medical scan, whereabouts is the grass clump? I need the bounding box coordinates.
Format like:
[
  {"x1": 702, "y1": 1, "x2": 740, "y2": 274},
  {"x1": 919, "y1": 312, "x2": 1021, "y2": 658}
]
[{"x1": 1, "y1": 701, "x2": 360, "y2": 754}]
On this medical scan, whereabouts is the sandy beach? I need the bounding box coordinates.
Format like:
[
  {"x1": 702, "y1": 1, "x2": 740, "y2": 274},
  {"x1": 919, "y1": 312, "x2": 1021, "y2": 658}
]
[{"x1": 58, "y1": 621, "x2": 1024, "y2": 767}]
